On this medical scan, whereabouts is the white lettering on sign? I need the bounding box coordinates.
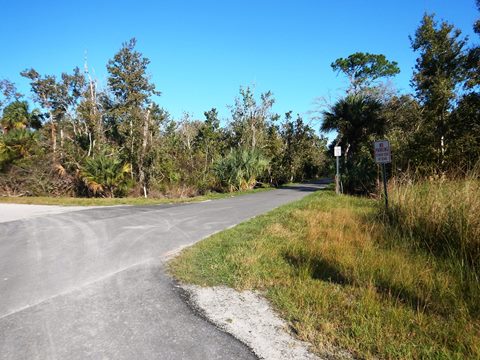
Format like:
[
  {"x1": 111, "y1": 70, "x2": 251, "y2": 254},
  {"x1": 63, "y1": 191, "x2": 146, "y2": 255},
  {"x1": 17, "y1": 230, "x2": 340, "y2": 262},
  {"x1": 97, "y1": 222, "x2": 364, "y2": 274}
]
[
  {"x1": 374, "y1": 140, "x2": 391, "y2": 164},
  {"x1": 334, "y1": 146, "x2": 341, "y2": 157}
]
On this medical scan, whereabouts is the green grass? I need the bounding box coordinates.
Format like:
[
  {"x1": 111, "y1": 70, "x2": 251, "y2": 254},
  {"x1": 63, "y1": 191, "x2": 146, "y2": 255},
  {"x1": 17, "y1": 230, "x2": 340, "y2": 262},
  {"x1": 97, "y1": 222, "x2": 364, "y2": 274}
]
[
  {"x1": 0, "y1": 187, "x2": 272, "y2": 206},
  {"x1": 169, "y1": 189, "x2": 480, "y2": 359}
]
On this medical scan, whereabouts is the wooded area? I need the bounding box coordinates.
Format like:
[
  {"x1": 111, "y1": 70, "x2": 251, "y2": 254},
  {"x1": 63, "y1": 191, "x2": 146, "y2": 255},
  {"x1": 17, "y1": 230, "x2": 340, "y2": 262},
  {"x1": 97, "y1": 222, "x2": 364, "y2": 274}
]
[
  {"x1": 324, "y1": 10, "x2": 480, "y2": 194},
  {"x1": 0, "y1": 39, "x2": 326, "y2": 198},
  {"x1": 1, "y1": 9, "x2": 479, "y2": 198}
]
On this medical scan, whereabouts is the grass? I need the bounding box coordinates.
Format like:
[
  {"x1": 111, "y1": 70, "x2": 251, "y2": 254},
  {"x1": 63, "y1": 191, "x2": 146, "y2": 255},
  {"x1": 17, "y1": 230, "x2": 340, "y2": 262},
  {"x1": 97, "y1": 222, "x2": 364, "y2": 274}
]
[
  {"x1": 386, "y1": 177, "x2": 480, "y2": 274},
  {"x1": 0, "y1": 187, "x2": 272, "y2": 206},
  {"x1": 169, "y1": 188, "x2": 480, "y2": 359}
]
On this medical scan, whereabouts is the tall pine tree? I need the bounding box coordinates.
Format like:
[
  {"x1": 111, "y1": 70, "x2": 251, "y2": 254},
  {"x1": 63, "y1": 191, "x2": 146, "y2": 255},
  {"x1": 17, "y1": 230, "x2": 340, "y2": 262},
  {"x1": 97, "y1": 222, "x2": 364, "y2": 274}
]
[{"x1": 106, "y1": 38, "x2": 160, "y2": 194}]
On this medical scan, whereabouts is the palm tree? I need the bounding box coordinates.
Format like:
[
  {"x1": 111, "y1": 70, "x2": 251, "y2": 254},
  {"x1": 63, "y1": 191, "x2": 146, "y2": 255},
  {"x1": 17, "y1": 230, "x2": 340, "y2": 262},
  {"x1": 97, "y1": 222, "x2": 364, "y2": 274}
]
[
  {"x1": 322, "y1": 94, "x2": 385, "y2": 159},
  {"x1": 322, "y1": 94, "x2": 386, "y2": 194},
  {"x1": 214, "y1": 148, "x2": 268, "y2": 192},
  {"x1": 80, "y1": 153, "x2": 132, "y2": 197},
  {"x1": 0, "y1": 129, "x2": 38, "y2": 170},
  {"x1": 1, "y1": 101, "x2": 42, "y2": 133}
]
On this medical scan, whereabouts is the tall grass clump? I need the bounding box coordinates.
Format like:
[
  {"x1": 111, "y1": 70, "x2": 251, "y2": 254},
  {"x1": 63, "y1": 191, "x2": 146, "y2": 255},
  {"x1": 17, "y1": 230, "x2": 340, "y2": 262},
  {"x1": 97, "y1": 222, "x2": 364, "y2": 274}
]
[{"x1": 384, "y1": 172, "x2": 480, "y2": 316}]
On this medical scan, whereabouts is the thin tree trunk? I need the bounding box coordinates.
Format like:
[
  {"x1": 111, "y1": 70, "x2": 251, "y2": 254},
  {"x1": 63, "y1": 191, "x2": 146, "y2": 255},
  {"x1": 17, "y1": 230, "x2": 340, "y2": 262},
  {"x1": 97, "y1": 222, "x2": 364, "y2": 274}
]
[
  {"x1": 85, "y1": 59, "x2": 102, "y2": 148},
  {"x1": 204, "y1": 146, "x2": 209, "y2": 180},
  {"x1": 130, "y1": 119, "x2": 134, "y2": 180},
  {"x1": 87, "y1": 132, "x2": 92, "y2": 157},
  {"x1": 439, "y1": 112, "x2": 446, "y2": 169},
  {"x1": 251, "y1": 117, "x2": 256, "y2": 149},
  {"x1": 138, "y1": 107, "x2": 151, "y2": 195},
  {"x1": 440, "y1": 136, "x2": 445, "y2": 161},
  {"x1": 50, "y1": 111, "x2": 56, "y2": 155}
]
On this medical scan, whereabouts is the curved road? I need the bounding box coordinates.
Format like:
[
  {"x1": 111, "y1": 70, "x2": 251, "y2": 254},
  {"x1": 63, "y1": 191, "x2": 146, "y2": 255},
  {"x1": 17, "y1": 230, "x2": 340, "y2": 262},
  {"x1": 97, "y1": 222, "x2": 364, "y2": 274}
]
[{"x1": 0, "y1": 184, "x2": 323, "y2": 360}]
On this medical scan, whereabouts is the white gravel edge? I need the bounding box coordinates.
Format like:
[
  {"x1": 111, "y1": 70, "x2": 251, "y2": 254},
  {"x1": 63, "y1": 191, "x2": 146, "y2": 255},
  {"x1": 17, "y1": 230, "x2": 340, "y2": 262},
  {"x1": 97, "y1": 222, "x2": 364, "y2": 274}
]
[{"x1": 182, "y1": 284, "x2": 323, "y2": 360}]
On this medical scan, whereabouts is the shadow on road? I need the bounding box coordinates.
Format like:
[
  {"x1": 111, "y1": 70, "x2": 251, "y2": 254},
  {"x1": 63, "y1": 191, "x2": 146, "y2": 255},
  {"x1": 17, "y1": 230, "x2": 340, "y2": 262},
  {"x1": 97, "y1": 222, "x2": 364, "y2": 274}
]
[{"x1": 279, "y1": 179, "x2": 333, "y2": 193}]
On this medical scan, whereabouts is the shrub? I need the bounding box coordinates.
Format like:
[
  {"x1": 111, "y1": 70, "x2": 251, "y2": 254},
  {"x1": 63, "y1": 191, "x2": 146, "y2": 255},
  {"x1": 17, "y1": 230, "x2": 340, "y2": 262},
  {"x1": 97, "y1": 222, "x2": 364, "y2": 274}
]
[
  {"x1": 0, "y1": 129, "x2": 39, "y2": 171},
  {"x1": 214, "y1": 148, "x2": 268, "y2": 192},
  {"x1": 79, "y1": 153, "x2": 132, "y2": 197}
]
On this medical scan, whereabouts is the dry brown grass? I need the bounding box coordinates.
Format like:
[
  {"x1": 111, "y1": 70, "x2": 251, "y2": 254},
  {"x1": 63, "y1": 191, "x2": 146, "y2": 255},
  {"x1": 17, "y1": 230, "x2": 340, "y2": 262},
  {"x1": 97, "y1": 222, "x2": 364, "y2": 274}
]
[
  {"x1": 170, "y1": 190, "x2": 480, "y2": 359},
  {"x1": 386, "y1": 176, "x2": 480, "y2": 322}
]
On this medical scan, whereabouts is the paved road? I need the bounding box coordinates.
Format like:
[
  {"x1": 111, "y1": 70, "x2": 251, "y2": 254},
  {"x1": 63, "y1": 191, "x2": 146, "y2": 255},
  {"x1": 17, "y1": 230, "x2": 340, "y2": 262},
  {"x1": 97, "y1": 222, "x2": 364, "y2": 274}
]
[{"x1": 0, "y1": 184, "x2": 324, "y2": 360}]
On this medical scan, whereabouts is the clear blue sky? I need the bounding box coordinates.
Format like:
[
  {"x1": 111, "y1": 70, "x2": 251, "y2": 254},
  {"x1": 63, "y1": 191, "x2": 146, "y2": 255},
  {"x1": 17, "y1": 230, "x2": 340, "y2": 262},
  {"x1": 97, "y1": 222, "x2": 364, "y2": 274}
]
[{"x1": 1, "y1": 0, "x2": 478, "y2": 124}]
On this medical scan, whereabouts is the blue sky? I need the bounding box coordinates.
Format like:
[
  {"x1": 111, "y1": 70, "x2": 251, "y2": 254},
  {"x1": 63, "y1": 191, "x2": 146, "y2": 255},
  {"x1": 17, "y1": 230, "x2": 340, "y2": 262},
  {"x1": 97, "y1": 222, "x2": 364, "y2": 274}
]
[{"x1": 1, "y1": 1, "x2": 478, "y2": 125}]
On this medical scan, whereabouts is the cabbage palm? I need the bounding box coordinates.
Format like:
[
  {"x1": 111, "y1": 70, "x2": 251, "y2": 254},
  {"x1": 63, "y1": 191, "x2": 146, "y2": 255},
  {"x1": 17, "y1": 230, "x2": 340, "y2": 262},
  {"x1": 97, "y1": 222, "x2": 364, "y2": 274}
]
[
  {"x1": 0, "y1": 129, "x2": 38, "y2": 170},
  {"x1": 80, "y1": 154, "x2": 132, "y2": 197},
  {"x1": 322, "y1": 94, "x2": 385, "y2": 159},
  {"x1": 214, "y1": 148, "x2": 268, "y2": 192},
  {"x1": 322, "y1": 94, "x2": 386, "y2": 194},
  {"x1": 1, "y1": 101, "x2": 42, "y2": 133}
]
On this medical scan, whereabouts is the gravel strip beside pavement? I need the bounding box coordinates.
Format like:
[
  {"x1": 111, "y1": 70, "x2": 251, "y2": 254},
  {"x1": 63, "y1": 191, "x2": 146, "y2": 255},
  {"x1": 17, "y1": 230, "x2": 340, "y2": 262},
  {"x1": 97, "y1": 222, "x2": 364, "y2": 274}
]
[
  {"x1": 0, "y1": 204, "x2": 92, "y2": 223},
  {"x1": 183, "y1": 285, "x2": 323, "y2": 360}
]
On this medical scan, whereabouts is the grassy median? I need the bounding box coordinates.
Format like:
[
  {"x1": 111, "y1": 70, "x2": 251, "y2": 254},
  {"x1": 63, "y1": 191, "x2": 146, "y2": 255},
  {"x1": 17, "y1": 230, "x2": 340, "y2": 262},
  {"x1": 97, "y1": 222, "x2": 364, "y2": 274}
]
[{"x1": 169, "y1": 189, "x2": 479, "y2": 359}]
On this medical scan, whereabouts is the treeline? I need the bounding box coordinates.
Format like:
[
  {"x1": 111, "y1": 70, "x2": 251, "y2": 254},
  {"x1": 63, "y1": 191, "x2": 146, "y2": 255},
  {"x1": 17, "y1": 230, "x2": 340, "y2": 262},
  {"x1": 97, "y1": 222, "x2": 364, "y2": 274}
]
[
  {"x1": 323, "y1": 9, "x2": 480, "y2": 194},
  {"x1": 0, "y1": 39, "x2": 327, "y2": 197},
  {"x1": 1, "y1": 7, "x2": 479, "y2": 198}
]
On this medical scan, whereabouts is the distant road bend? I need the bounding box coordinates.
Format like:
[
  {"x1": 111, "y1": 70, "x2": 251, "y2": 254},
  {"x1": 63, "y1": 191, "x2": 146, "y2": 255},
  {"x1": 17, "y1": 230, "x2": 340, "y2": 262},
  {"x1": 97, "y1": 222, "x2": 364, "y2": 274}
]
[{"x1": 0, "y1": 183, "x2": 324, "y2": 360}]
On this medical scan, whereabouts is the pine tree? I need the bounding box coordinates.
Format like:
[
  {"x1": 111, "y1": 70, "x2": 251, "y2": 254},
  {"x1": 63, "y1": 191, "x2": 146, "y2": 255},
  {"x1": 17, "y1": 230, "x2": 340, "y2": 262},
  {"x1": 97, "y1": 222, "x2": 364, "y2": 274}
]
[
  {"x1": 410, "y1": 14, "x2": 467, "y2": 168},
  {"x1": 106, "y1": 38, "x2": 160, "y2": 195}
]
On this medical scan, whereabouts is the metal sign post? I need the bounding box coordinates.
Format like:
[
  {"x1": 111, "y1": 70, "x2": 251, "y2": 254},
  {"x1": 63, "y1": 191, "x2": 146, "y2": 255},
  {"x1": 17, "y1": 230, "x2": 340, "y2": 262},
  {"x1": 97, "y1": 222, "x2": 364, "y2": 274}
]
[
  {"x1": 374, "y1": 140, "x2": 391, "y2": 209},
  {"x1": 381, "y1": 163, "x2": 388, "y2": 208},
  {"x1": 334, "y1": 146, "x2": 341, "y2": 194}
]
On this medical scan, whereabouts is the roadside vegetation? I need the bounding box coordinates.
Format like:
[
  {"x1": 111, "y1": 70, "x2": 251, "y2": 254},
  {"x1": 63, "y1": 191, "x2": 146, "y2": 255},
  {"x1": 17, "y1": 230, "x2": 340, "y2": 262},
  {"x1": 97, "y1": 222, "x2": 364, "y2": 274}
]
[
  {"x1": 387, "y1": 174, "x2": 480, "y2": 276},
  {"x1": 170, "y1": 185, "x2": 480, "y2": 359},
  {"x1": 0, "y1": 45, "x2": 327, "y2": 199},
  {"x1": 0, "y1": 187, "x2": 272, "y2": 206},
  {"x1": 1, "y1": 5, "x2": 479, "y2": 201}
]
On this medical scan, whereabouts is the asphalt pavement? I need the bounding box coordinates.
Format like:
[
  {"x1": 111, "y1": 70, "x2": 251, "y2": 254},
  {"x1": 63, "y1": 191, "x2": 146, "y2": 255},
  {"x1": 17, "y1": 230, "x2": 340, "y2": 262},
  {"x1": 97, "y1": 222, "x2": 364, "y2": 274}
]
[{"x1": 0, "y1": 183, "x2": 324, "y2": 360}]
